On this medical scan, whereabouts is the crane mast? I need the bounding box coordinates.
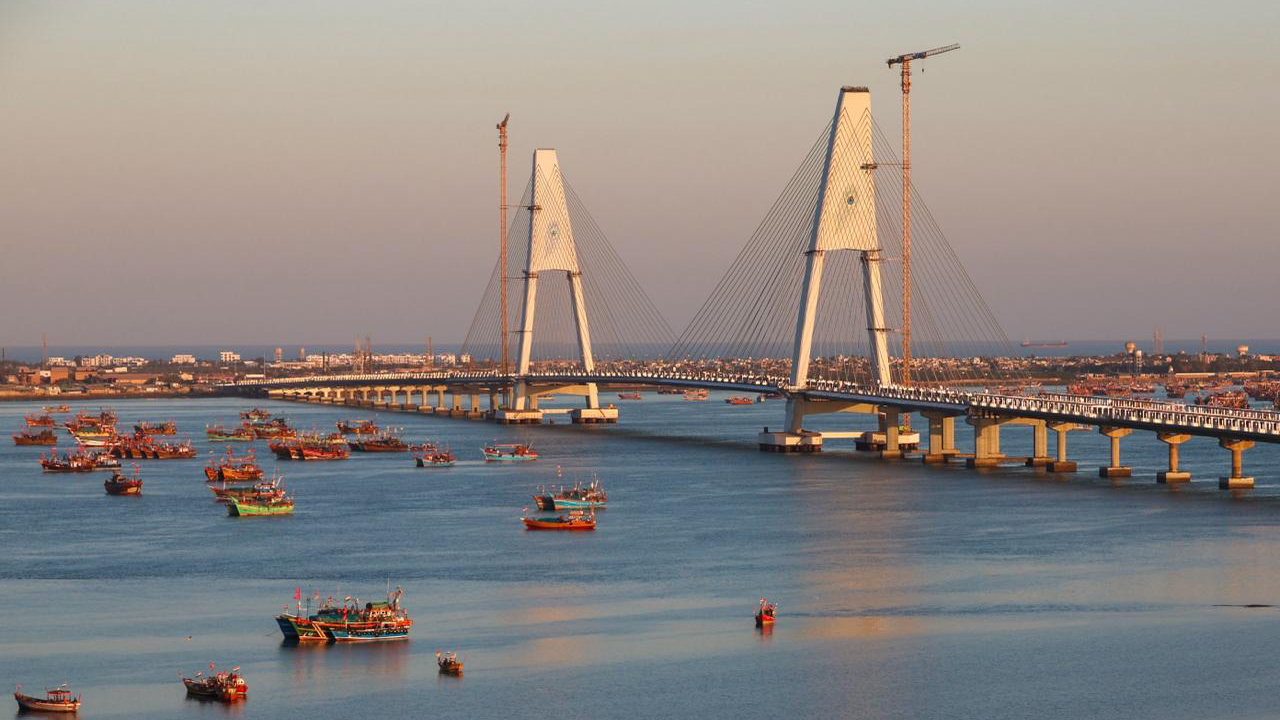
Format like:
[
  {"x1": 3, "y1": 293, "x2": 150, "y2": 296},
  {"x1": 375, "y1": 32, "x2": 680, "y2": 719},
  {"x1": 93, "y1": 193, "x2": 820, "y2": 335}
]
[
  {"x1": 887, "y1": 43, "x2": 958, "y2": 387},
  {"x1": 497, "y1": 113, "x2": 510, "y2": 375}
]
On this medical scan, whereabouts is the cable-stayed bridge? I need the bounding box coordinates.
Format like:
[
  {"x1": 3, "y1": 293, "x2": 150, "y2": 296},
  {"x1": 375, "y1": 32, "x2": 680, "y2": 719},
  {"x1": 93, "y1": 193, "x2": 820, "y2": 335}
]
[{"x1": 227, "y1": 86, "x2": 1280, "y2": 489}]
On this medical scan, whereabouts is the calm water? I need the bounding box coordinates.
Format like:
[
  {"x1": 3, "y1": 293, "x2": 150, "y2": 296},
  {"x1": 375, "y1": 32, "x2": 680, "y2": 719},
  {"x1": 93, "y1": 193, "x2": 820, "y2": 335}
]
[{"x1": 3, "y1": 395, "x2": 1280, "y2": 719}]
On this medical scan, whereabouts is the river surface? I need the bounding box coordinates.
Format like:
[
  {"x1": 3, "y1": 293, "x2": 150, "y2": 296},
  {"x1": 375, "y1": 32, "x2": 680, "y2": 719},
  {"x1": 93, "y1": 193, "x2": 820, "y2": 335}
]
[{"x1": 3, "y1": 394, "x2": 1280, "y2": 719}]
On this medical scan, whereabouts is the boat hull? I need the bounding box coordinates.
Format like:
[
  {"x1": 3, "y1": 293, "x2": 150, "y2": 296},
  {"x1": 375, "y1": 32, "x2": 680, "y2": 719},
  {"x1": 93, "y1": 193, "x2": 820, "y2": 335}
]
[
  {"x1": 276, "y1": 614, "x2": 329, "y2": 642},
  {"x1": 14, "y1": 693, "x2": 80, "y2": 712},
  {"x1": 522, "y1": 517, "x2": 595, "y2": 531},
  {"x1": 228, "y1": 500, "x2": 294, "y2": 516},
  {"x1": 322, "y1": 624, "x2": 411, "y2": 642}
]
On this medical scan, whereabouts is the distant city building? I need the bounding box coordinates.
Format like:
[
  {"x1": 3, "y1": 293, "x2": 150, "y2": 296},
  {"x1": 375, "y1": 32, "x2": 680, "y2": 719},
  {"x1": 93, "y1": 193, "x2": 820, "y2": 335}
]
[
  {"x1": 298, "y1": 347, "x2": 306, "y2": 360},
  {"x1": 171, "y1": 354, "x2": 196, "y2": 364},
  {"x1": 219, "y1": 351, "x2": 241, "y2": 363},
  {"x1": 274, "y1": 347, "x2": 283, "y2": 362}
]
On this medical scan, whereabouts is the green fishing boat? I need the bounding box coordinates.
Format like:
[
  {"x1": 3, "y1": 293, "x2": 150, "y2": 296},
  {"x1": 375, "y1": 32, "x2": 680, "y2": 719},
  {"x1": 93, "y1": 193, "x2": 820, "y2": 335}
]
[{"x1": 227, "y1": 496, "x2": 295, "y2": 517}]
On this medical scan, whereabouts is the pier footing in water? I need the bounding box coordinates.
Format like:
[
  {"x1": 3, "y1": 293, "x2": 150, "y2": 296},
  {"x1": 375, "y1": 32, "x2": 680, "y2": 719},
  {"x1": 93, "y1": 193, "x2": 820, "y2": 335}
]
[
  {"x1": 1219, "y1": 476, "x2": 1254, "y2": 489},
  {"x1": 1099, "y1": 466, "x2": 1132, "y2": 478},
  {"x1": 1157, "y1": 471, "x2": 1192, "y2": 484},
  {"x1": 758, "y1": 431, "x2": 822, "y2": 452}
]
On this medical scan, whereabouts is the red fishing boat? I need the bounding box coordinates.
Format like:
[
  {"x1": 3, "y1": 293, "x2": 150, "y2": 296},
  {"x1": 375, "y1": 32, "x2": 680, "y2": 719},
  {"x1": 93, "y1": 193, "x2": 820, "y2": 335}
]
[
  {"x1": 336, "y1": 419, "x2": 379, "y2": 435},
  {"x1": 204, "y1": 449, "x2": 264, "y2": 482},
  {"x1": 436, "y1": 651, "x2": 464, "y2": 676},
  {"x1": 241, "y1": 408, "x2": 271, "y2": 420},
  {"x1": 484, "y1": 443, "x2": 538, "y2": 462},
  {"x1": 40, "y1": 448, "x2": 97, "y2": 473},
  {"x1": 415, "y1": 449, "x2": 456, "y2": 467},
  {"x1": 755, "y1": 598, "x2": 777, "y2": 627},
  {"x1": 104, "y1": 466, "x2": 143, "y2": 496},
  {"x1": 209, "y1": 477, "x2": 285, "y2": 503},
  {"x1": 271, "y1": 436, "x2": 349, "y2": 460},
  {"x1": 14, "y1": 684, "x2": 81, "y2": 713},
  {"x1": 24, "y1": 413, "x2": 56, "y2": 427},
  {"x1": 348, "y1": 431, "x2": 409, "y2": 452},
  {"x1": 181, "y1": 665, "x2": 247, "y2": 702},
  {"x1": 134, "y1": 420, "x2": 177, "y2": 435},
  {"x1": 153, "y1": 440, "x2": 198, "y2": 459},
  {"x1": 13, "y1": 429, "x2": 58, "y2": 446},
  {"x1": 521, "y1": 509, "x2": 596, "y2": 531},
  {"x1": 725, "y1": 396, "x2": 755, "y2": 405}
]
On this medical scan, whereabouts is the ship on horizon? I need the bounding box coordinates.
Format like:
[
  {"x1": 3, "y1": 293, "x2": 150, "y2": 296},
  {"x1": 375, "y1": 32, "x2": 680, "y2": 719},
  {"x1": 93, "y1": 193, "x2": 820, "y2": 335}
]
[{"x1": 1021, "y1": 338, "x2": 1070, "y2": 348}]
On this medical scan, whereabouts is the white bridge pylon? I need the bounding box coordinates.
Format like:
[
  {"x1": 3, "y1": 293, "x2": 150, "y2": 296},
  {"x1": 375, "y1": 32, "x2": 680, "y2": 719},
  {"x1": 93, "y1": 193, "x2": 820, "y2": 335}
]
[
  {"x1": 512, "y1": 148, "x2": 601, "y2": 412},
  {"x1": 772, "y1": 86, "x2": 905, "y2": 447},
  {"x1": 790, "y1": 86, "x2": 892, "y2": 391}
]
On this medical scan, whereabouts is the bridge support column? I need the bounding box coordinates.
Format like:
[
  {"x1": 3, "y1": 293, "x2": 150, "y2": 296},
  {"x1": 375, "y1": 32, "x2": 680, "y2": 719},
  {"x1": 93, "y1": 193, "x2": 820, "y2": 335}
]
[
  {"x1": 966, "y1": 417, "x2": 1004, "y2": 468},
  {"x1": 1218, "y1": 438, "x2": 1255, "y2": 489},
  {"x1": 1156, "y1": 433, "x2": 1192, "y2": 484},
  {"x1": 1025, "y1": 420, "x2": 1051, "y2": 467},
  {"x1": 1098, "y1": 426, "x2": 1132, "y2": 478},
  {"x1": 880, "y1": 408, "x2": 902, "y2": 459},
  {"x1": 757, "y1": 398, "x2": 823, "y2": 452},
  {"x1": 921, "y1": 412, "x2": 958, "y2": 463},
  {"x1": 1046, "y1": 422, "x2": 1080, "y2": 472},
  {"x1": 388, "y1": 386, "x2": 400, "y2": 407}
]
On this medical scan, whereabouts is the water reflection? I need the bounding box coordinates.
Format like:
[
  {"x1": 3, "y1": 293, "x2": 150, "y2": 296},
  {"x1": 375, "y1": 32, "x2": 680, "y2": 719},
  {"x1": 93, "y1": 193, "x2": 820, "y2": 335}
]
[{"x1": 277, "y1": 640, "x2": 409, "y2": 688}]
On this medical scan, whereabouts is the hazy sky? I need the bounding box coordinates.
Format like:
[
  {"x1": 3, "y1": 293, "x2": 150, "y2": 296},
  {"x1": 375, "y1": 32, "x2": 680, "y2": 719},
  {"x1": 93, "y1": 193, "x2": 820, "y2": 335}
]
[{"x1": 1, "y1": 0, "x2": 1277, "y2": 348}]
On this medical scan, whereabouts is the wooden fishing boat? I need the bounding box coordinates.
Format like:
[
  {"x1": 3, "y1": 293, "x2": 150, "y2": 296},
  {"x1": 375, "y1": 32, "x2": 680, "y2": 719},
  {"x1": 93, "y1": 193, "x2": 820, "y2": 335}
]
[
  {"x1": 228, "y1": 494, "x2": 294, "y2": 516},
  {"x1": 153, "y1": 441, "x2": 198, "y2": 459},
  {"x1": 241, "y1": 408, "x2": 271, "y2": 420},
  {"x1": 14, "y1": 684, "x2": 81, "y2": 712},
  {"x1": 134, "y1": 420, "x2": 177, "y2": 435},
  {"x1": 89, "y1": 452, "x2": 121, "y2": 469},
  {"x1": 336, "y1": 419, "x2": 379, "y2": 435},
  {"x1": 104, "y1": 467, "x2": 143, "y2": 496},
  {"x1": 209, "y1": 478, "x2": 284, "y2": 503},
  {"x1": 725, "y1": 396, "x2": 755, "y2": 405},
  {"x1": 415, "y1": 450, "x2": 456, "y2": 467},
  {"x1": 683, "y1": 388, "x2": 708, "y2": 401},
  {"x1": 755, "y1": 598, "x2": 777, "y2": 627},
  {"x1": 521, "y1": 509, "x2": 596, "y2": 531},
  {"x1": 617, "y1": 391, "x2": 642, "y2": 400},
  {"x1": 13, "y1": 429, "x2": 57, "y2": 446},
  {"x1": 40, "y1": 449, "x2": 97, "y2": 473},
  {"x1": 43, "y1": 404, "x2": 70, "y2": 413},
  {"x1": 181, "y1": 665, "x2": 247, "y2": 702},
  {"x1": 25, "y1": 413, "x2": 56, "y2": 427},
  {"x1": 276, "y1": 588, "x2": 412, "y2": 643},
  {"x1": 349, "y1": 432, "x2": 409, "y2": 452},
  {"x1": 436, "y1": 651, "x2": 464, "y2": 676},
  {"x1": 548, "y1": 478, "x2": 608, "y2": 509},
  {"x1": 206, "y1": 424, "x2": 255, "y2": 442},
  {"x1": 484, "y1": 443, "x2": 538, "y2": 462}
]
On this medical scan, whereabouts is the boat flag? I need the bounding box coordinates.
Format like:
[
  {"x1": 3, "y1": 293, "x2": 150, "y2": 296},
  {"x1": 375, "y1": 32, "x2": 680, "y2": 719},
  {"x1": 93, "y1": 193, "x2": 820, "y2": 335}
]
[{"x1": 294, "y1": 586, "x2": 301, "y2": 600}]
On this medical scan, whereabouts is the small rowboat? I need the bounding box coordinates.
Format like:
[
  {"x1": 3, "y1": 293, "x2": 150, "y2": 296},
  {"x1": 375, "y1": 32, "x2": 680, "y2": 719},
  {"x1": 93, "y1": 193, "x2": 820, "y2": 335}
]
[
  {"x1": 521, "y1": 510, "x2": 596, "y2": 531},
  {"x1": 437, "y1": 651, "x2": 464, "y2": 676},
  {"x1": 14, "y1": 684, "x2": 81, "y2": 712},
  {"x1": 755, "y1": 598, "x2": 777, "y2": 627}
]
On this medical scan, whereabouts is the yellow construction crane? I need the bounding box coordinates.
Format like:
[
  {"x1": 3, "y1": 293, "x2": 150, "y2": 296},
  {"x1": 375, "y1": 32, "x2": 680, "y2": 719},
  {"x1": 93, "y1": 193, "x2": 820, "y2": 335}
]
[{"x1": 887, "y1": 43, "x2": 959, "y2": 387}]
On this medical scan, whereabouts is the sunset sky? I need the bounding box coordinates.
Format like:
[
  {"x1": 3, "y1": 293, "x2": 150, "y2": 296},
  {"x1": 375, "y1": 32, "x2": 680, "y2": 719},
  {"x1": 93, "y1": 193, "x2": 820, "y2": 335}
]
[{"x1": 1, "y1": 0, "x2": 1276, "y2": 347}]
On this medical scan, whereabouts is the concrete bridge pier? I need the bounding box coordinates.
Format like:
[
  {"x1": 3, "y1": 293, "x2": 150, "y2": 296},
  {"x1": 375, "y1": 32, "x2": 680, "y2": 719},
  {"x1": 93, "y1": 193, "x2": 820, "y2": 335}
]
[
  {"x1": 757, "y1": 398, "x2": 823, "y2": 452},
  {"x1": 921, "y1": 412, "x2": 959, "y2": 463},
  {"x1": 1024, "y1": 419, "x2": 1051, "y2": 467},
  {"x1": 1046, "y1": 422, "x2": 1081, "y2": 472},
  {"x1": 1098, "y1": 426, "x2": 1133, "y2": 478},
  {"x1": 1156, "y1": 433, "x2": 1192, "y2": 484},
  {"x1": 1218, "y1": 438, "x2": 1255, "y2": 489},
  {"x1": 966, "y1": 416, "x2": 1005, "y2": 468},
  {"x1": 880, "y1": 408, "x2": 902, "y2": 459}
]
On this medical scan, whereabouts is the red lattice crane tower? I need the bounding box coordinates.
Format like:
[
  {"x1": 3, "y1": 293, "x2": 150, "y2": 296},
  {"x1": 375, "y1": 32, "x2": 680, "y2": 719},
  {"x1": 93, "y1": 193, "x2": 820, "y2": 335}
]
[{"x1": 887, "y1": 43, "x2": 959, "y2": 386}]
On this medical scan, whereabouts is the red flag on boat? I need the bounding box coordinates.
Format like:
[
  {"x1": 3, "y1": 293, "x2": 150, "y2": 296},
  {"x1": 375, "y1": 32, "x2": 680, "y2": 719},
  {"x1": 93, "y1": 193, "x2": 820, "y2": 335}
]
[{"x1": 294, "y1": 586, "x2": 301, "y2": 600}]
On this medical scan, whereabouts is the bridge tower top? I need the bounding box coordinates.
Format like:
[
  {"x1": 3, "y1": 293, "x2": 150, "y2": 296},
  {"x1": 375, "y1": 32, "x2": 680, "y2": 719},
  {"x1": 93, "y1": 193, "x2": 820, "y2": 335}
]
[
  {"x1": 515, "y1": 148, "x2": 595, "y2": 376},
  {"x1": 789, "y1": 86, "x2": 891, "y2": 390}
]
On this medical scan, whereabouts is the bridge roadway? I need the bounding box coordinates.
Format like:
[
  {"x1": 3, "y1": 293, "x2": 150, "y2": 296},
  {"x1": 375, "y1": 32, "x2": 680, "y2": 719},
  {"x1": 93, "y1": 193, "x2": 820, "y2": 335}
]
[{"x1": 228, "y1": 371, "x2": 1280, "y2": 487}]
